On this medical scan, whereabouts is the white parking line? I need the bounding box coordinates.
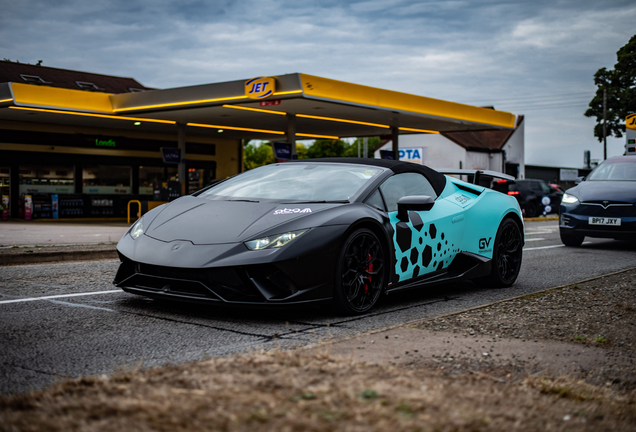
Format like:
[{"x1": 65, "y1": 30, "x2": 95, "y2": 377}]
[
  {"x1": 524, "y1": 241, "x2": 592, "y2": 251},
  {"x1": 0, "y1": 290, "x2": 120, "y2": 305},
  {"x1": 524, "y1": 244, "x2": 564, "y2": 251},
  {"x1": 525, "y1": 238, "x2": 545, "y2": 242}
]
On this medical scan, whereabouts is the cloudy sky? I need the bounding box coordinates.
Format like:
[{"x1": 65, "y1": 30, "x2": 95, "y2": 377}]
[{"x1": 2, "y1": 0, "x2": 634, "y2": 168}]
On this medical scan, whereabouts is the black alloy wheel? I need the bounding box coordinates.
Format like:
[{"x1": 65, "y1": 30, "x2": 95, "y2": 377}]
[
  {"x1": 334, "y1": 228, "x2": 386, "y2": 315},
  {"x1": 475, "y1": 218, "x2": 523, "y2": 288}
]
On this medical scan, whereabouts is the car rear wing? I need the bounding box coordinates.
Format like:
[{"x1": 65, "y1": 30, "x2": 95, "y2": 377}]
[{"x1": 438, "y1": 169, "x2": 516, "y2": 191}]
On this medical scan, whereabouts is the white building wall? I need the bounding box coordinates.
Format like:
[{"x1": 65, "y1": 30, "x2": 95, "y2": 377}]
[
  {"x1": 373, "y1": 134, "x2": 467, "y2": 169},
  {"x1": 373, "y1": 117, "x2": 525, "y2": 177},
  {"x1": 502, "y1": 116, "x2": 525, "y2": 178}
]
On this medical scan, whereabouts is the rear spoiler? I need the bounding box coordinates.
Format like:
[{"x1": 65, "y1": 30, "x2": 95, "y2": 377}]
[{"x1": 438, "y1": 169, "x2": 515, "y2": 186}]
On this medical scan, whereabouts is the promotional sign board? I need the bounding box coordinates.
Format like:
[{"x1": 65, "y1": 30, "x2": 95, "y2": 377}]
[
  {"x1": 161, "y1": 147, "x2": 181, "y2": 164},
  {"x1": 24, "y1": 195, "x2": 32, "y2": 221},
  {"x1": 1, "y1": 195, "x2": 8, "y2": 221},
  {"x1": 380, "y1": 148, "x2": 425, "y2": 164},
  {"x1": 380, "y1": 150, "x2": 395, "y2": 160},
  {"x1": 559, "y1": 169, "x2": 579, "y2": 182},
  {"x1": 399, "y1": 147, "x2": 425, "y2": 164},
  {"x1": 627, "y1": 114, "x2": 636, "y2": 155},
  {"x1": 272, "y1": 142, "x2": 296, "y2": 162},
  {"x1": 51, "y1": 194, "x2": 59, "y2": 219}
]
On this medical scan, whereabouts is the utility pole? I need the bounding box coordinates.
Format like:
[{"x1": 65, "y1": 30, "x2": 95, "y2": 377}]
[{"x1": 603, "y1": 88, "x2": 607, "y2": 160}]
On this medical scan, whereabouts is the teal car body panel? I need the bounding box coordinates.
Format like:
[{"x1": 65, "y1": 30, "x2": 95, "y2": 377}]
[{"x1": 389, "y1": 176, "x2": 524, "y2": 283}]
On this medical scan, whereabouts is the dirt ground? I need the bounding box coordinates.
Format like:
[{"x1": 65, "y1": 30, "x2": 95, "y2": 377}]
[{"x1": 1, "y1": 269, "x2": 635, "y2": 431}]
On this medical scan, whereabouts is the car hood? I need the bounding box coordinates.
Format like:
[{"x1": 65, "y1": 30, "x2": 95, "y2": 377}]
[
  {"x1": 568, "y1": 180, "x2": 636, "y2": 203},
  {"x1": 144, "y1": 196, "x2": 341, "y2": 244}
]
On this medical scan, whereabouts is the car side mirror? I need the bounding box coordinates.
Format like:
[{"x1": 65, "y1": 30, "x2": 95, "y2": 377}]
[
  {"x1": 397, "y1": 195, "x2": 435, "y2": 221},
  {"x1": 575, "y1": 176, "x2": 585, "y2": 184}
]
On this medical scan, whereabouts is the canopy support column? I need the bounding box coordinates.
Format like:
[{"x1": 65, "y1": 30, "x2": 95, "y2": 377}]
[
  {"x1": 286, "y1": 114, "x2": 297, "y2": 159},
  {"x1": 392, "y1": 126, "x2": 399, "y2": 161},
  {"x1": 177, "y1": 122, "x2": 187, "y2": 195}
]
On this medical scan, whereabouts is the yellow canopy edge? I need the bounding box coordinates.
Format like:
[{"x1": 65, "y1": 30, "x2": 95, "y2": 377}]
[
  {"x1": 10, "y1": 82, "x2": 115, "y2": 113},
  {"x1": 299, "y1": 74, "x2": 516, "y2": 130}
]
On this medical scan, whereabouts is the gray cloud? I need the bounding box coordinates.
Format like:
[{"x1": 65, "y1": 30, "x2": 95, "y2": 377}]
[{"x1": 2, "y1": 0, "x2": 634, "y2": 166}]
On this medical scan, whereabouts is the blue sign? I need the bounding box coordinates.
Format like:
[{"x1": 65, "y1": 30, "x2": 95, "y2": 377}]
[
  {"x1": 161, "y1": 147, "x2": 181, "y2": 164},
  {"x1": 273, "y1": 142, "x2": 296, "y2": 160},
  {"x1": 51, "y1": 194, "x2": 59, "y2": 219},
  {"x1": 380, "y1": 150, "x2": 395, "y2": 160}
]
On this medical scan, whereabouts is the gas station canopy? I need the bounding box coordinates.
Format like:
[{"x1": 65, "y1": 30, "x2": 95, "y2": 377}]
[{"x1": 0, "y1": 73, "x2": 516, "y2": 141}]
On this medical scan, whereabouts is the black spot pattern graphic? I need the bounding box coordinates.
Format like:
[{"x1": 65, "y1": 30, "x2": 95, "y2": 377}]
[
  {"x1": 410, "y1": 247, "x2": 419, "y2": 265},
  {"x1": 393, "y1": 218, "x2": 460, "y2": 282},
  {"x1": 422, "y1": 245, "x2": 432, "y2": 267},
  {"x1": 400, "y1": 256, "x2": 409, "y2": 273},
  {"x1": 409, "y1": 211, "x2": 424, "y2": 232},
  {"x1": 396, "y1": 221, "x2": 412, "y2": 253}
]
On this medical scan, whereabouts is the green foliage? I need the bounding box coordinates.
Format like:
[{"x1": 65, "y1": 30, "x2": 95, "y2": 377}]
[
  {"x1": 585, "y1": 34, "x2": 636, "y2": 141},
  {"x1": 306, "y1": 139, "x2": 349, "y2": 158},
  {"x1": 243, "y1": 137, "x2": 383, "y2": 170},
  {"x1": 304, "y1": 137, "x2": 383, "y2": 159},
  {"x1": 243, "y1": 141, "x2": 275, "y2": 170}
]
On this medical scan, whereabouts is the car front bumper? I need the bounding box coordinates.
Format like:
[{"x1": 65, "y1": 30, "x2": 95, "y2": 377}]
[{"x1": 559, "y1": 203, "x2": 636, "y2": 240}]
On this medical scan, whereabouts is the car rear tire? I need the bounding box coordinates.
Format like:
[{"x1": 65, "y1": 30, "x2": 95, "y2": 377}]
[
  {"x1": 474, "y1": 218, "x2": 523, "y2": 288},
  {"x1": 524, "y1": 201, "x2": 539, "y2": 218},
  {"x1": 560, "y1": 230, "x2": 584, "y2": 247},
  {"x1": 333, "y1": 228, "x2": 387, "y2": 315}
]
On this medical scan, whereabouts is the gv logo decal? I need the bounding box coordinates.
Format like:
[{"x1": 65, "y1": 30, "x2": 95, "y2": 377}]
[{"x1": 479, "y1": 237, "x2": 492, "y2": 249}]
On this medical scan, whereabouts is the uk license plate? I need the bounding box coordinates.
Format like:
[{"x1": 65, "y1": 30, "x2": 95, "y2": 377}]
[{"x1": 589, "y1": 217, "x2": 621, "y2": 226}]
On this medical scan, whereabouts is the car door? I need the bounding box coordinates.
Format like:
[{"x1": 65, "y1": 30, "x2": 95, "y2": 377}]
[{"x1": 379, "y1": 172, "x2": 466, "y2": 284}]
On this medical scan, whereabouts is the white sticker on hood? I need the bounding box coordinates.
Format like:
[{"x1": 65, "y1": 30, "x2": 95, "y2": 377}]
[{"x1": 274, "y1": 208, "x2": 312, "y2": 215}]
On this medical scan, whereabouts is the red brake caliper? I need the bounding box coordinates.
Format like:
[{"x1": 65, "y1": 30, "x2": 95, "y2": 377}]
[{"x1": 365, "y1": 253, "x2": 373, "y2": 293}]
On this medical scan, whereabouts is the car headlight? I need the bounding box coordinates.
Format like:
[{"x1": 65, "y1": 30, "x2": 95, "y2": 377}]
[
  {"x1": 561, "y1": 193, "x2": 579, "y2": 204},
  {"x1": 245, "y1": 230, "x2": 307, "y2": 250},
  {"x1": 130, "y1": 218, "x2": 144, "y2": 240}
]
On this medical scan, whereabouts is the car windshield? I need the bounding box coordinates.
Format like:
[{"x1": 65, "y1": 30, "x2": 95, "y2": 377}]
[
  {"x1": 587, "y1": 159, "x2": 636, "y2": 181},
  {"x1": 199, "y1": 163, "x2": 383, "y2": 201}
]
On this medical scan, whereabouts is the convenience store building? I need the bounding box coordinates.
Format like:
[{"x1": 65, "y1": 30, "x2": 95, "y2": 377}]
[{"x1": 0, "y1": 61, "x2": 518, "y2": 219}]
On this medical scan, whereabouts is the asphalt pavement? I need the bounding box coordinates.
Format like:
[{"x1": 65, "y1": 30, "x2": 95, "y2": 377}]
[{"x1": 3, "y1": 216, "x2": 636, "y2": 395}]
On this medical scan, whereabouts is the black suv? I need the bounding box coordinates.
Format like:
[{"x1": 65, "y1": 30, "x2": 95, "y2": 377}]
[{"x1": 504, "y1": 179, "x2": 563, "y2": 217}]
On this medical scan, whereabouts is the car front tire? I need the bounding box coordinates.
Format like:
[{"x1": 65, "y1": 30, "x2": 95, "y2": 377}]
[
  {"x1": 560, "y1": 230, "x2": 584, "y2": 247},
  {"x1": 333, "y1": 228, "x2": 387, "y2": 315}
]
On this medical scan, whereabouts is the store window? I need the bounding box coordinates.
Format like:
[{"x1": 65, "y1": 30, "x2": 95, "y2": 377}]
[
  {"x1": 139, "y1": 166, "x2": 178, "y2": 195},
  {"x1": 83, "y1": 165, "x2": 131, "y2": 194},
  {"x1": 18, "y1": 164, "x2": 74, "y2": 195},
  {"x1": 1, "y1": 168, "x2": 9, "y2": 218}
]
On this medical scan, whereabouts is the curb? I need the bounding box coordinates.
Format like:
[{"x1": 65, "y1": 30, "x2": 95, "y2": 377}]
[{"x1": 1, "y1": 250, "x2": 118, "y2": 266}]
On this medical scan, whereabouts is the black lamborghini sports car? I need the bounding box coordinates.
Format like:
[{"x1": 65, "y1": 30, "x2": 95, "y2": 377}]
[{"x1": 114, "y1": 158, "x2": 524, "y2": 314}]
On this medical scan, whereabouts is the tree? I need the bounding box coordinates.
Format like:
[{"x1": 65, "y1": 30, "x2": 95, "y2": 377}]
[
  {"x1": 585, "y1": 34, "x2": 636, "y2": 142},
  {"x1": 345, "y1": 137, "x2": 383, "y2": 158},
  {"x1": 243, "y1": 141, "x2": 275, "y2": 170},
  {"x1": 305, "y1": 139, "x2": 349, "y2": 158},
  {"x1": 302, "y1": 137, "x2": 383, "y2": 159}
]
